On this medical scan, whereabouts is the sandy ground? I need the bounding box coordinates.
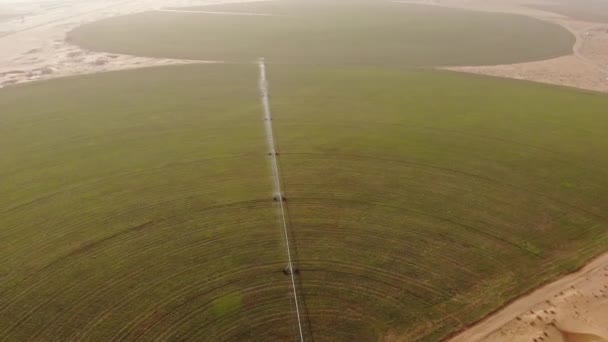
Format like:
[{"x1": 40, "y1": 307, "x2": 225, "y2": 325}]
[
  {"x1": 397, "y1": 0, "x2": 608, "y2": 93},
  {"x1": 449, "y1": 253, "x2": 608, "y2": 342},
  {"x1": 0, "y1": 0, "x2": 267, "y2": 88}
]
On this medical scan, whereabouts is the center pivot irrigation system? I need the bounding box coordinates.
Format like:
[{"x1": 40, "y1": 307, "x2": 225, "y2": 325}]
[{"x1": 258, "y1": 58, "x2": 305, "y2": 342}]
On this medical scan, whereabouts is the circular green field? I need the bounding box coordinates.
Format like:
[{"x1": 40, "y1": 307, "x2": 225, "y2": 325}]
[
  {"x1": 68, "y1": 0, "x2": 575, "y2": 66},
  {"x1": 1, "y1": 63, "x2": 607, "y2": 341}
]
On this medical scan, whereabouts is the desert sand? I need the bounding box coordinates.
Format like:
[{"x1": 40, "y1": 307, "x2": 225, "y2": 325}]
[{"x1": 449, "y1": 253, "x2": 608, "y2": 342}]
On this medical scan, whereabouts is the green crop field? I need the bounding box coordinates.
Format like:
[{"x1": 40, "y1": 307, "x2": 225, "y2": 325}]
[
  {"x1": 0, "y1": 65, "x2": 299, "y2": 341},
  {"x1": 2, "y1": 0, "x2": 608, "y2": 341},
  {"x1": 68, "y1": 0, "x2": 575, "y2": 66},
  {"x1": 2, "y1": 62, "x2": 607, "y2": 340},
  {"x1": 268, "y1": 65, "x2": 608, "y2": 339}
]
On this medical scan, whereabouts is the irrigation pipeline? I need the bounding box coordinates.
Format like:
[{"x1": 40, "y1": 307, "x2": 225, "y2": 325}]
[{"x1": 258, "y1": 58, "x2": 305, "y2": 342}]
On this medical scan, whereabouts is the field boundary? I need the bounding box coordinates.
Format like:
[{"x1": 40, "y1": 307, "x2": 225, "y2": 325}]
[
  {"x1": 446, "y1": 250, "x2": 608, "y2": 341},
  {"x1": 258, "y1": 58, "x2": 305, "y2": 342}
]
